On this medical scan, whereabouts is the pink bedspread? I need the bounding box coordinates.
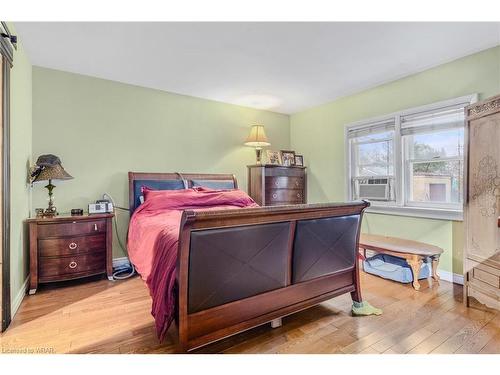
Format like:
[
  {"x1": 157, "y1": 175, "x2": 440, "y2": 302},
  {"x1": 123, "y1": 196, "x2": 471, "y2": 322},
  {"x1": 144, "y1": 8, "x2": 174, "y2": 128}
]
[{"x1": 127, "y1": 187, "x2": 258, "y2": 341}]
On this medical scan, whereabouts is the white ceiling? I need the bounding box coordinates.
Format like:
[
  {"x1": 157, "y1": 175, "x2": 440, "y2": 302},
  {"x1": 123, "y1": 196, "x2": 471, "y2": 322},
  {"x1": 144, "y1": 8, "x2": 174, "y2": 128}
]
[{"x1": 15, "y1": 22, "x2": 500, "y2": 114}]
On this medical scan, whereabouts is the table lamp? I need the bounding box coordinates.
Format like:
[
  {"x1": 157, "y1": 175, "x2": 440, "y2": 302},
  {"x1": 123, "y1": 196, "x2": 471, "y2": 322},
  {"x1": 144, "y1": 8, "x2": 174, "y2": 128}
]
[
  {"x1": 244, "y1": 125, "x2": 271, "y2": 164},
  {"x1": 31, "y1": 154, "x2": 73, "y2": 217}
]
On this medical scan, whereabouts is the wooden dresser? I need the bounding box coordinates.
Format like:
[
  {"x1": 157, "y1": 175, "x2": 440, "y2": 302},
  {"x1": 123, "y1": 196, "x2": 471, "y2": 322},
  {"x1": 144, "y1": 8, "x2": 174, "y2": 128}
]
[
  {"x1": 247, "y1": 165, "x2": 307, "y2": 206},
  {"x1": 464, "y1": 94, "x2": 500, "y2": 310},
  {"x1": 27, "y1": 213, "x2": 114, "y2": 295}
]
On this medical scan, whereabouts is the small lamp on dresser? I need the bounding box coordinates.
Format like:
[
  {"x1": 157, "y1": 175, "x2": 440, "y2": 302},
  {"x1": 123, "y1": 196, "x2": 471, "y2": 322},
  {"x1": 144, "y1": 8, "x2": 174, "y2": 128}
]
[
  {"x1": 244, "y1": 125, "x2": 271, "y2": 164},
  {"x1": 30, "y1": 154, "x2": 73, "y2": 217}
]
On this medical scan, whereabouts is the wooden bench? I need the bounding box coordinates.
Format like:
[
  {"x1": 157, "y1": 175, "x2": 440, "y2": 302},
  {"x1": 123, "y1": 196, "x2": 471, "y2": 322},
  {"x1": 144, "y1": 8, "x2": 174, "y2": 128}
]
[{"x1": 359, "y1": 233, "x2": 444, "y2": 291}]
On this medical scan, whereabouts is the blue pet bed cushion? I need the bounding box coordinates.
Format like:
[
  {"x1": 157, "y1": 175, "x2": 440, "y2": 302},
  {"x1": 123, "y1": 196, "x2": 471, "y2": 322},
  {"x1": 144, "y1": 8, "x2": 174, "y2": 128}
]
[{"x1": 363, "y1": 253, "x2": 430, "y2": 283}]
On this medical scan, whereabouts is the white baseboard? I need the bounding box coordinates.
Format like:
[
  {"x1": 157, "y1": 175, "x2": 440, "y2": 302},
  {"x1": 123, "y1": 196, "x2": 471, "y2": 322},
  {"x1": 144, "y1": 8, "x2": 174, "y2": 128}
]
[
  {"x1": 438, "y1": 269, "x2": 464, "y2": 285},
  {"x1": 11, "y1": 276, "x2": 29, "y2": 317},
  {"x1": 113, "y1": 256, "x2": 131, "y2": 269}
]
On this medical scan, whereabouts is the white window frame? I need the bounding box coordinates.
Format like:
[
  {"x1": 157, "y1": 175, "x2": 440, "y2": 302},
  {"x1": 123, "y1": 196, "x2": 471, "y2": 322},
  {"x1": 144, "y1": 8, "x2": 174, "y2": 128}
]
[
  {"x1": 352, "y1": 134, "x2": 394, "y2": 178},
  {"x1": 345, "y1": 94, "x2": 478, "y2": 221}
]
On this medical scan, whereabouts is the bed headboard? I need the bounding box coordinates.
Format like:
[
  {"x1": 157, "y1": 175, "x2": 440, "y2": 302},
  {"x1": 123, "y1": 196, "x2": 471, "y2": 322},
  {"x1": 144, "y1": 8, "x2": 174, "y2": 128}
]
[{"x1": 128, "y1": 172, "x2": 238, "y2": 213}]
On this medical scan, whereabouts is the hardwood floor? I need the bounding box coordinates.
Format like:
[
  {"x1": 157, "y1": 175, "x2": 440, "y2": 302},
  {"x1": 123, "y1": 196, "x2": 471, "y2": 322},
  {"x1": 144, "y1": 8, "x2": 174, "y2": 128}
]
[{"x1": 1, "y1": 271, "x2": 498, "y2": 354}]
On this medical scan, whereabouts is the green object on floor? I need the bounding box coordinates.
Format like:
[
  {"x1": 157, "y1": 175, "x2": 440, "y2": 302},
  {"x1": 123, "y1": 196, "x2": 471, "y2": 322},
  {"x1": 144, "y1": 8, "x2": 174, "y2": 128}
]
[{"x1": 351, "y1": 301, "x2": 383, "y2": 316}]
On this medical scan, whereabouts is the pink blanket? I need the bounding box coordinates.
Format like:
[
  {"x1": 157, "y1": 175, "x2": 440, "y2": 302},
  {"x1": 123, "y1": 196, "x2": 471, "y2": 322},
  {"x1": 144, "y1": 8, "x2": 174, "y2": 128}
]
[{"x1": 127, "y1": 187, "x2": 258, "y2": 341}]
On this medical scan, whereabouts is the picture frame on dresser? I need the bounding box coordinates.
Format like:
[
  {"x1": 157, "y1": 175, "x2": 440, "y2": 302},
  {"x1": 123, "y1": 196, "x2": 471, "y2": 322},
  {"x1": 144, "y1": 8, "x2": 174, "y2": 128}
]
[
  {"x1": 266, "y1": 150, "x2": 282, "y2": 165},
  {"x1": 280, "y1": 150, "x2": 296, "y2": 166}
]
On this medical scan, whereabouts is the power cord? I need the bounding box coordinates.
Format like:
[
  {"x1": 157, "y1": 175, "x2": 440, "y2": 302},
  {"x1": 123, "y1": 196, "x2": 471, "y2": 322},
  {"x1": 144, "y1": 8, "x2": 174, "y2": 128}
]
[{"x1": 102, "y1": 192, "x2": 136, "y2": 280}]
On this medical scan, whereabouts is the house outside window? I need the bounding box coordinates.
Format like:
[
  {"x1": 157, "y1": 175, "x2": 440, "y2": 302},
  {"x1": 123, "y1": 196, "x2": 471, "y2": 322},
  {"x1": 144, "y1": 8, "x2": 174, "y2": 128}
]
[{"x1": 345, "y1": 94, "x2": 477, "y2": 220}]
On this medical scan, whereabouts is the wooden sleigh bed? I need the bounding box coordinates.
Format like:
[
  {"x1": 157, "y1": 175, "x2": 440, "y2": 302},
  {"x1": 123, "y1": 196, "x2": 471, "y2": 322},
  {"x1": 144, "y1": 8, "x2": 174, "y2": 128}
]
[{"x1": 128, "y1": 172, "x2": 369, "y2": 352}]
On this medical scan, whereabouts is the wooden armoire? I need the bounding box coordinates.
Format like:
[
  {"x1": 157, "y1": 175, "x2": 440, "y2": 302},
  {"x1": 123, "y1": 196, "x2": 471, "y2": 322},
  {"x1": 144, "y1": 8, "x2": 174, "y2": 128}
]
[{"x1": 464, "y1": 94, "x2": 500, "y2": 310}]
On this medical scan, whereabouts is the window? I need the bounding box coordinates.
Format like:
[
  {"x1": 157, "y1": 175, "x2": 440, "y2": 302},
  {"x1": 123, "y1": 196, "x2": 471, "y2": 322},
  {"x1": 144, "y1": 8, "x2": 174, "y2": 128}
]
[
  {"x1": 347, "y1": 119, "x2": 396, "y2": 202},
  {"x1": 346, "y1": 95, "x2": 476, "y2": 220}
]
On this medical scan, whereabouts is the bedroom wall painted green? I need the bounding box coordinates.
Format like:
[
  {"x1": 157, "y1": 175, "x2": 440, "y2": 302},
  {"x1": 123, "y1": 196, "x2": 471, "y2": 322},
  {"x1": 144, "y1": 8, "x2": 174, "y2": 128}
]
[
  {"x1": 9, "y1": 24, "x2": 33, "y2": 311},
  {"x1": 290, "y1": 46, "x2": 500, "y2": 275},
  {"x1": 29, "y1": 46, "x2": 500, "y2": 276},
  {"x1": 31, "y1": 67, "x2": 290, "y2": 257}
]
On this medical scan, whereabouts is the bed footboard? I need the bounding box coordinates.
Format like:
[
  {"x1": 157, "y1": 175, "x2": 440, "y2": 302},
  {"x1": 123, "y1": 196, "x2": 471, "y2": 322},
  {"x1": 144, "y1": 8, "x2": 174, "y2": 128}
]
[{"x1": 177, "y1": 201, "x2": 369, "y2": 351}]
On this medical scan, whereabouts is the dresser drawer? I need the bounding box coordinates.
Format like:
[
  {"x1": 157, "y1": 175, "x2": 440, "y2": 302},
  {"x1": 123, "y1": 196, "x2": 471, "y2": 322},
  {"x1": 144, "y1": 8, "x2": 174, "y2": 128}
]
[
  {"x1": 38, "y1": 219, "x2": 106, "y2": 239},
  {"x1": 265, "y1": 176, "x2": 304, "y2": 190},
  {"x1": 39, "y1": 234, "x2": 106, "y2": 257},
  {"x1": 39, "y1": 252, "x2": 106, "y2": 281},
  {"x1": 266, "y1": 189, "x2": 305, "y2": 203},
  {"x1": 264, "y1": 167, "x2": 305, "y2": 178}
]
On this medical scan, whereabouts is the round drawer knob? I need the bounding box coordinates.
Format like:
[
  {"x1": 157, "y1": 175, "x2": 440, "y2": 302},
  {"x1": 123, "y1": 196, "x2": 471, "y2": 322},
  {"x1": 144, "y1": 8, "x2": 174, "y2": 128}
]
[
  {"x1": 69, "y1": 261, "x2": 78, "y2": 269},
  {"x1": 297, "y1": 193, "x2": 301, "y2": 198},
  {"x1": 275, "y1": 181, "x2": 279, "y2": 187},
  {"x1": 68, "y1": 242, "x2": 78, "y2": 250},
  {"x1": 273, "y1": 193, "x2": 278, "y2": 199},
  {"x1": 295, "y1": 181, "x2": 299, "y2": 186}
]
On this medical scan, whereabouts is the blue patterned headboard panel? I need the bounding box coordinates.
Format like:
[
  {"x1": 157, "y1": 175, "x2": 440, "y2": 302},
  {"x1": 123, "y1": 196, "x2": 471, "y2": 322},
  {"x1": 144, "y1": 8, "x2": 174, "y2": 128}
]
[
  {"x1": 132, "y1": 179, "x2": 185, "y2": 212},
  {"x1": 129, "y1": 172, "x2": 237, "y2": 213},
  {"x1": 190, "y1": 179, "x2": 236, "y2": 190}
]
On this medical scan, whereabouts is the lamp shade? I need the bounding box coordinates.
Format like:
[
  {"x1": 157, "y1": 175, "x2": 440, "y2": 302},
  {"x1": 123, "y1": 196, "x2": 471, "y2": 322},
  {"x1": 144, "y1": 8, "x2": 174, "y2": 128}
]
[
  {"x1": 31, "y1": 154, "x2": 73, "y2": 182},
  {"x1": 244, "y1": 125, "x2": 271, "y2": 147},
  {"x1": 32, "y1": 164, "x2": 73, "y2": 182}
]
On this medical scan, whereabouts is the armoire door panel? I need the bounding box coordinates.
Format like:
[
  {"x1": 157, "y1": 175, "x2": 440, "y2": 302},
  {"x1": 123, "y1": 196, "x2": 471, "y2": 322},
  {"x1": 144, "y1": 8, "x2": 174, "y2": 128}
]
[
  {"x1": 466, "y1": 115, "x2": 500, "y2": 269},
  {"x1": 465, "y1": 94, "x2": 500, "y2": 311}
]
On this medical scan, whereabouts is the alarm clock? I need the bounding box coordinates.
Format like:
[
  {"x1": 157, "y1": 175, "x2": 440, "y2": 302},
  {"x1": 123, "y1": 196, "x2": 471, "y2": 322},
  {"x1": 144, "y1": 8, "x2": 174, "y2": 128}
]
[
  {"x1": 88, "y1": 200, "x2": 114, "y2": 214},
  {"x1": 71, "y1": 208, "x2": 84, "y2": 216}
]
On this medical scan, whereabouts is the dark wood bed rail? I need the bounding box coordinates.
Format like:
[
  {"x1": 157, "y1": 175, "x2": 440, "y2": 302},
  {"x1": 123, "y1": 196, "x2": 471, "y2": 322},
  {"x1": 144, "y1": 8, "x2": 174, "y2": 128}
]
[
  {"x1": 177, "y1": 201, "x2": 370, "y2": 351},
  {"x1": 182, "y1": 201, "x2": 369, "y2": 228}
]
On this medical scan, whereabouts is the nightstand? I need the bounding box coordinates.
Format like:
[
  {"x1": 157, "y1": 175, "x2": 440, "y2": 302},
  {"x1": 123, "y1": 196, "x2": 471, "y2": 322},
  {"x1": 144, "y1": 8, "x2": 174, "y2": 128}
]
[{"x1": 27, "y1": 213, "x2": 114, "y2": 295}]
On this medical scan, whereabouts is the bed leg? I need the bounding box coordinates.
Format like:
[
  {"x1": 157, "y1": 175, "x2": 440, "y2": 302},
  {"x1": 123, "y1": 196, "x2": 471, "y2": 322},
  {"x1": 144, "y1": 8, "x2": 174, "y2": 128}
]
[
  {"x1": 178, "y1": 319, "x2": 189, "y2": 353},
  {"x1": 351, "y1": 270, "x2": 363, "y2": 303},
  {"x1": 178, "y1": 337, "x2": 189, "y2": 353},
  {"x1": 270, "y1": 318, "x2": 282, "y2": 328},
  {"x1": 351, "y1": 290, "x2": 362, "y2": 303}
]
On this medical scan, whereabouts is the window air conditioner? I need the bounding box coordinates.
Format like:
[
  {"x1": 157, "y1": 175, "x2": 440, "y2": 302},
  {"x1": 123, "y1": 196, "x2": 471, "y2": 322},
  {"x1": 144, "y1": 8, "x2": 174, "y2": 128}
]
[{"x1": 358, "y1": 178, "x2": 390, "y2": 200}]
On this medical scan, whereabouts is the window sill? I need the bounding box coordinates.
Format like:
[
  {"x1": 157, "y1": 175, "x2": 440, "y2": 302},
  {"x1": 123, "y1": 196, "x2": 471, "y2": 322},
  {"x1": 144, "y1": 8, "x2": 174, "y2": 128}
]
[{"x1": 365, "y1": 204, "x2": 463, "y2": 221}]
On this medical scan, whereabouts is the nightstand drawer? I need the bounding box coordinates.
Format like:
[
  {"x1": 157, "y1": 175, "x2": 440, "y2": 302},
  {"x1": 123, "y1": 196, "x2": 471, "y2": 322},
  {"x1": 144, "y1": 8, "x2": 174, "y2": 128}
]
[
  {"x1": 38, "y1": 219, "x2": 106, "y2": 238},
  {"x1": 266, "y1": 176, "x2": 304, "y2": 190},
  {"x1": 39, "y1": 234, "x2": 106, "y2": 257},
  {"x1": 39, "y1": 252, "x2": 106, "y2": 281}
]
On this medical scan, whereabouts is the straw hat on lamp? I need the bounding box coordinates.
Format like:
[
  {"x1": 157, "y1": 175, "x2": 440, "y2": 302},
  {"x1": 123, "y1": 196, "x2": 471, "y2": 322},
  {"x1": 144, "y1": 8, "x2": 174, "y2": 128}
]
[{"x1": 31, "y1": 154, "x2": 73, "y2": 217}]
